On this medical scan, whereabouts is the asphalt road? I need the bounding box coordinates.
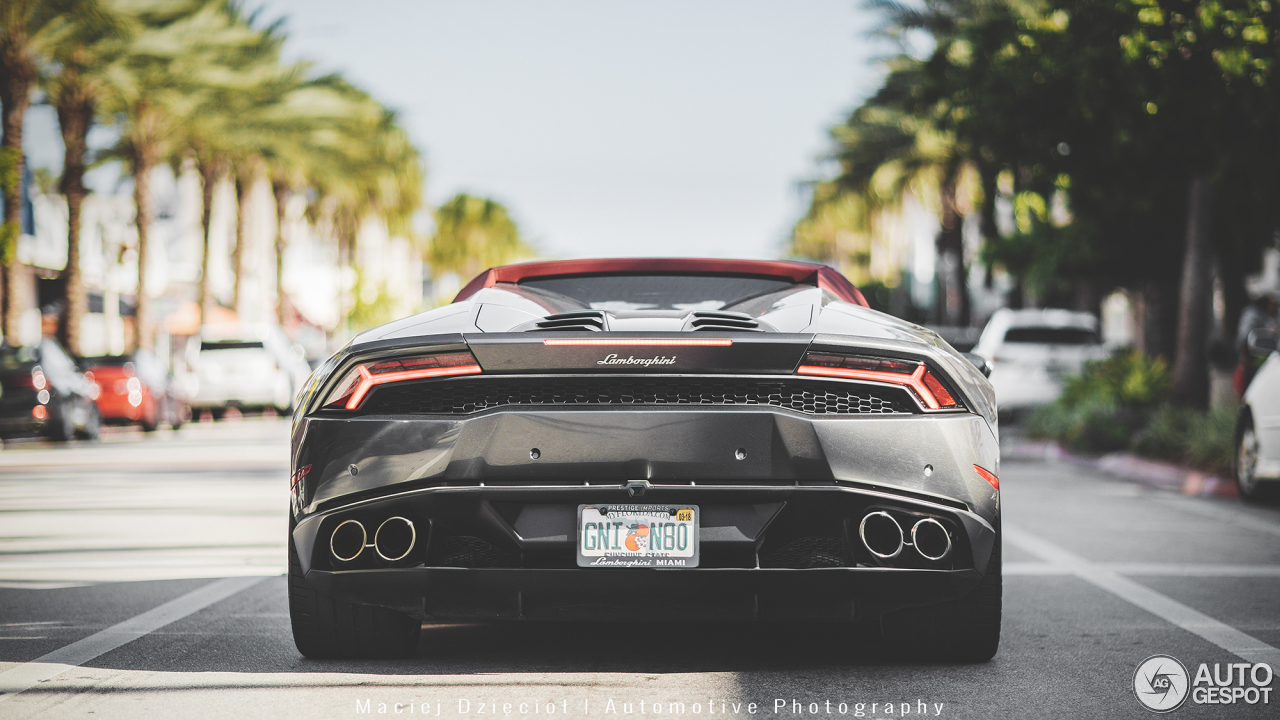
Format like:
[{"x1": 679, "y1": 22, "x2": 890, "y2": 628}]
[{"x1": 0, "y1": 418, "x2": 1278, "y2": 719}]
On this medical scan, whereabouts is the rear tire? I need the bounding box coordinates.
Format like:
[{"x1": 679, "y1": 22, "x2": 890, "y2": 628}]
[
  {"x1": 1236, "y1": 411, "x2": 1280, "y2": 503},
  {"x1": 288, "y1": 534, "x2": 421, "y2": 659},
  {"x1": 75, "y1": 405, "x2": 101, "y2": 441},
  {"x1": 48, "y1": 403, "x2": 76, "y2": 442},
  {"x1": 170, "y1": 402, "x2": 188, "y2": 430},
  {"x1": 881, "y1": 530, "x2": 1002, "y2": 662}
]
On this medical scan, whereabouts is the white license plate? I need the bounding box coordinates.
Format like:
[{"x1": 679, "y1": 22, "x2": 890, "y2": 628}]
[{"x1": 576, "y1": 504, "x2": 699, "y2": 568}]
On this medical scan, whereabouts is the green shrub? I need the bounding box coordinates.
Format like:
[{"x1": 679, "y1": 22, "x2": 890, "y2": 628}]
[
  {"x1": 1026, "y1": 350, "x2": 1170, "y2": 453},
  {"x1": 1056, "y1": 349, "x2": 1170, "y2": 411},
  {"x1": 1133, "y1": 403, "x2": 1238, "y2": 475},
  {"x1": 1024, "y1": 349, "x2": 1235, "y2": 472}
]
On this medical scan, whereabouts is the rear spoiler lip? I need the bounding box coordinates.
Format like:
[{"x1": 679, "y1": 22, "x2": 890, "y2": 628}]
[{"x1": 452, "y1": 259, "x2": 869, "y2": 307}]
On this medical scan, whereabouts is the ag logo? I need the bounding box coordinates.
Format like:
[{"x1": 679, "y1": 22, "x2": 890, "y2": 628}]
[{"x1": 1135, "y1": 655, "x2": 1190, "y2": 712}]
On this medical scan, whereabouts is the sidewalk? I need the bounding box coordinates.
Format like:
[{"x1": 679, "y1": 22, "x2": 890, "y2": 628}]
[{"x1": 1003, "y1": 439, "x2": 1240, "y2": 499}]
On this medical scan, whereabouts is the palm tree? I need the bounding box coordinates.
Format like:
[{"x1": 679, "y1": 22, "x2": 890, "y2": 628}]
[
  {"x1": 99, "y1": 0, "x2": 254, "y2": 349},
  {"x1": 42, "y1": 1, "x2": 131, "y2": 354},
  {"x1": 0, "y1": 0, "x2": 108, "y2": 343},
  {"x1": 428, "y1": 194, "x2": 530, "y2": 284},
  {"x1": 295, "y1": 75, "x2": 424, "y2": 333}
]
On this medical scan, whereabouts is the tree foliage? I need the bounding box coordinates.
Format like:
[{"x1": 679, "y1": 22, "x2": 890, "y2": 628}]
[
  {"x1": 427, "y1": 193, "x2": 531, "y2": 283},
  {"x1": 797, "y1": 0, "x2": 1279, "y2": 348}
]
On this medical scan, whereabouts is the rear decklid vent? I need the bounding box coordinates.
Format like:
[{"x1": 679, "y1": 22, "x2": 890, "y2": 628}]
[
  {"x1": 684, "y1": 311, "x2": 771, "y2": 333},
  {"x1": 528, "y1": 311, "x2": 608, "y2": 332}
]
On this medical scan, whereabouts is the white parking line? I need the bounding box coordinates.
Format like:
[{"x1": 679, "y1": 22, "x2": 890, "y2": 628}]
[
  {"x1": 0, "y1": 575, "x2": 268, "y2": 702},
  {"x1": 1156, "y1": 495, "x2": 1280, "y2": 537},
  {"x1": 1005, "y1": 562, "x2": 1280, "y2": 577},
  {"x1": 1005, "y1": 525, "x2": 1280, "y2": 667}
]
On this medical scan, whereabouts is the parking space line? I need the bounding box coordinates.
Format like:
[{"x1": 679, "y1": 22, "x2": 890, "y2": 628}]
[
  {"x1": 0, "y1": 575, "x2": 268, "y2": 702},
  {"x1": 1156, "y1": 496, "x2": 1280, "y2": 537},
  {"x1": 1005, "y1": 561, "x2": 1280, "y2": 576},
  {"x1": 1005, "y1": 524, "x2": 1280, "y2": 668}
]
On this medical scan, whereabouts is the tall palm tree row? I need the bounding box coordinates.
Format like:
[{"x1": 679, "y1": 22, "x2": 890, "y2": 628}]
[{"x1": 0, "y1": 0, "x2": 425, "y2": 351}]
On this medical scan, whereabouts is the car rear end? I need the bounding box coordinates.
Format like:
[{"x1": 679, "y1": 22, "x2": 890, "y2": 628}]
[
  {"x1": 288, "y1": 331, "x2": 1000, "y2": 652},
  {"x1": 976, "y1": 308, "x2": 1108, "y2": 411},
  {"x1": 84, "y1": 358, "x2": 154, "y2": 425},
  {"x1": 0, "y1": 354, "x2": 47, "y2": 437},
  {"x1": 191, "y1": 340, "x2": 282, "y2": 411}
]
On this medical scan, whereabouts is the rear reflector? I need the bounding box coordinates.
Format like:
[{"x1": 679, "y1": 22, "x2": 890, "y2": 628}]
[
  {"x1": 325, "y1": 352, "x2": 482, "y2": 410},
  {"x1": 542, "y1": 338, "x2": 733, "y2": 347},
  {"x1": 797, "y1": 352, "x2": 958, "y2": 410},
  {"x1": 974, "y1": 465, "x2": 999, "y2": 490}
]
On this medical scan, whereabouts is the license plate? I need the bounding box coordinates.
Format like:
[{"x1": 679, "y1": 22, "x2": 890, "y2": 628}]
[{"x1": 576, "y1": 504, "x2": 699, "y2": 568}]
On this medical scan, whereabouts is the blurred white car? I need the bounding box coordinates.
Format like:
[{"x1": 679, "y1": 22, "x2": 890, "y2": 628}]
[
  {"x1": 1236, "y1": 329, "x2": 1280, "y2": 503},
  {"x1": 187, "y1": 324, "x2": 312, "y2": 418},
  {"x1": 973, "y1": 308, "x2": 1109, "y2": 414}
]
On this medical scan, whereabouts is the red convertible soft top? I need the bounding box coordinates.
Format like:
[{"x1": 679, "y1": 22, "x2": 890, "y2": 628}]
[{"x1": 453, "y1": 258, "x2": 869, "y2": 307}]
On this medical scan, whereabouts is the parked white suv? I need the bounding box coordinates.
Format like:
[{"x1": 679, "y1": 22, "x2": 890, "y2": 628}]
[
  {"x1": 973, "y1": 308, "x2": 1109, "y2": 414},
  {"x1": 187, "y1": 325, "x2": 311, "y2": 419}
]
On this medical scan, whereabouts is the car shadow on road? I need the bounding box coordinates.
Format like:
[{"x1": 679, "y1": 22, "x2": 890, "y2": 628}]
[{"x1": 4, "y1": 577, "x2": 987, "y2": 679}]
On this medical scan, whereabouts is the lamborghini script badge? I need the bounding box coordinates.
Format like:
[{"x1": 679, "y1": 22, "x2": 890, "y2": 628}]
[{"x1": 596, "y1": 354, "x2": 677, "y2": 367}]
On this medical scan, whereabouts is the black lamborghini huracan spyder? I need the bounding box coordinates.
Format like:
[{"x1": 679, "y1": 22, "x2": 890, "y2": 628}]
[{"x1": 286, "y1": 258, "x2": 1001, "y2": 660}]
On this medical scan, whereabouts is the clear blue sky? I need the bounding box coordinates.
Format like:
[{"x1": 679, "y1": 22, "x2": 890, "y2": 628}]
[{"x1": 259, "y1": 0, "x2": 885, "y2": 260}]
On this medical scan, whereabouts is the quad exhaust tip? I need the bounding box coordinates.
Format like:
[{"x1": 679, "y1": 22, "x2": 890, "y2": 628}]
[
  {"x1": 857, "y1": 512, "x2": 953, "y2": 562},
  {"x1": 858, "y1": 511, "x2": 904, "y2": 559},
  {"x1": 330, "y1": 519, "x2": 367, "y2": 563},
  {"x1": 910, "y1": 517, "x2": 952, "y2": 561},
  {"x1": 374, "y1": 516, "x2": 416, "y2": 562}
]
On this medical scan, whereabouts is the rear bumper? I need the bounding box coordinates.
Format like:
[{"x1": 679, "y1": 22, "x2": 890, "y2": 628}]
[
  {"x1": 290, "y1": 407, "x2": 1000, "y2": 621},
  {"x1": 292, "y1": 482, "x2": 998, "y2": 622},
  {"x1": 0, "y1": 415, "x2": 43, "y2": 436}
]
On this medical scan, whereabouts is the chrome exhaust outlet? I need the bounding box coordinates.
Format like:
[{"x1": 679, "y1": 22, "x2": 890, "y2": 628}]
[
  {"x1": 858, "y1": 511, "x2": 904, "y2": 559},
  {"x1": 330, "y1": 519, "x2": 367, "y2": 563},
  {"x1": 374, "y1": 516, "x2": 416, "y2": 562},
  {"x1": 911, "y1": 518, "x2": 952, "y2": 561}
]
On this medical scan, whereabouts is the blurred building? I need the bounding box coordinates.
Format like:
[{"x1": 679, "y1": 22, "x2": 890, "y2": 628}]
[{"x1": 10, "y1": 162, "x2": 427, "y2": 360}]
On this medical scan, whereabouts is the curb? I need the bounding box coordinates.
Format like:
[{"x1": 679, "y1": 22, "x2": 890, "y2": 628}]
[{"x1": 1004, "y1": 441, "x2": 1240, "y2": 499}]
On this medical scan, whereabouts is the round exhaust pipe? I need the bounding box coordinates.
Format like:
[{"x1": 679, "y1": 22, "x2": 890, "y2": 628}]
[
  {"x1": 858, "y1": 511, "x2": 904, "y2": 559},
  {"x1": 911, "y1": 518, "x2": 952, "y2": 561},
  {"x1": 374, "y1": 516, "x2": 417, "y2": 562},
  {"x1": 330, "y1": 519, "x2": 367, "y2": 563}
]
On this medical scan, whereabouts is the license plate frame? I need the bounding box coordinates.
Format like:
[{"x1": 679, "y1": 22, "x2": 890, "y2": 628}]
[{"x1": 576, "y1": 504, "x2": 700, "y2": 568}]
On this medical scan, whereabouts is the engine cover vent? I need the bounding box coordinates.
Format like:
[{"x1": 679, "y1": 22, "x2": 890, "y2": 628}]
[
  {"x1": 528, "y1": 311, "x2": 607, "y2": 332},
  {"x1": 684, "y1": 311, "x2": 771, "y2": 333}
]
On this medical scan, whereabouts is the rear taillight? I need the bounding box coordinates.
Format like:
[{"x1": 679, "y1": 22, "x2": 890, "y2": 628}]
[
  {"x1": 796, "y1": 352, "x2": 959, "y2": 410},
  {"x1": 324, "y1": 351, "x2": 481, "y2": 410}
]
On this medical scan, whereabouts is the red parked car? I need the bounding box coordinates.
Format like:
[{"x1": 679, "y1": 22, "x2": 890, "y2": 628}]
[{"x1": 84, "y1": 350, "x2": 188, "y2": 432}]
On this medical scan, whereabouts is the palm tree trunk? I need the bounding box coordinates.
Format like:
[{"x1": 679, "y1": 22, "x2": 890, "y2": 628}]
[
  {"x1": 197, "y1": 154, "x2": 218, "y2": 324},
  {"x1": 0, "y1": 64, "x2": 33, "y2": 345},
  {"x1": 232, "y1": 173, "x2": 248, "y2": 317},
  {"x1": 1171, "y1": 175, "x2": 1214, "y2": 409},
  {"x1": 272, "y1": 180, "x2": 288, "y2": 327},
  {"x1": 937, "y1": 165, "x2": 970, "y2": 326},
  {"x1": 56, "y1": 80, "x2": 94, "y2": 356},
  {"x1": 130, "y1": 105, "x2": 159, "y2": 352}
]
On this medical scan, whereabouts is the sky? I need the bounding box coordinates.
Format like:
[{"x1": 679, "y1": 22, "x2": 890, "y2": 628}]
[
  {"x1": 22, "y1": 1, "x2": 888, "y2": 262},
  {"x1": 256, "y1": 0, "x2": 886, "y2": 260}
]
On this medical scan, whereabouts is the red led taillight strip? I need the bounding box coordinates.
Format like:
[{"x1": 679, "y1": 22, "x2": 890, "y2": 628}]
[
  {"x1": 974, "y1": 465, "x2": 999, "y2": 490},
  {"x1": 344, "y1": 363, "x2": 482, "y2": 410},
  {"x1": 796, "y1": 363, "x2": 944, "y2": 409},
  {"x1": 542, "y1": 338, "x2": 733, "y2": 347}
]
